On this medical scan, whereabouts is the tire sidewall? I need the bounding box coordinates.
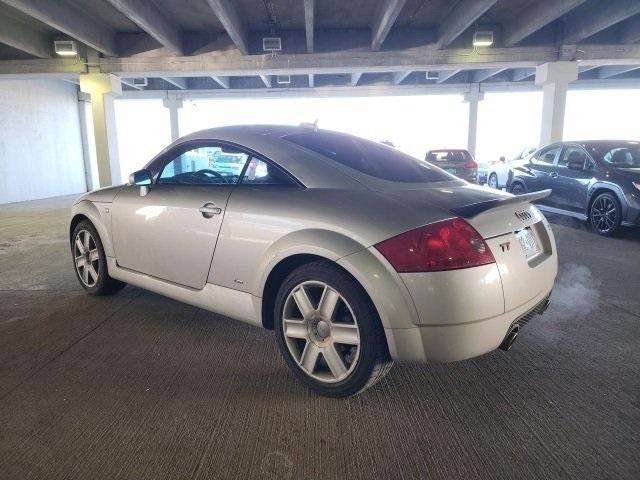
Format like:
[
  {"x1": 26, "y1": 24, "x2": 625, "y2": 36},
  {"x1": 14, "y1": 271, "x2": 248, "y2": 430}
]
[
  {"x1": 511, "y1": 182, "x2": 525, "y2": 195},
  {"x1": 71, "y1": 220, "x2": 109, "y2": 294},
  {"x1": 274, "y1": 262, "x2": 384, "y2": 397},
  {"x1": 590, "y1": 192, "x2": 621, "y2": 236}
]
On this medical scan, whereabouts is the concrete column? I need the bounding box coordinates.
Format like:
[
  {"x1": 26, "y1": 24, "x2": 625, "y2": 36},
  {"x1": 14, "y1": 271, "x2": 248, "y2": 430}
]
[
  {"x1": 163, "y1": 97, "x2": 183, "y2": 142},
  {"x1": 535, "y1": 62, "x2": 578, "y2": 146},
  {"x1": 464, "y1": 83, "x2": 483, "y2": 159},
  {"x1": 79, "y1": 73, "x2": 123, "y2": 187},
  {"x1": 77, "y1": 91, "x2": 100, "y2": 191}
]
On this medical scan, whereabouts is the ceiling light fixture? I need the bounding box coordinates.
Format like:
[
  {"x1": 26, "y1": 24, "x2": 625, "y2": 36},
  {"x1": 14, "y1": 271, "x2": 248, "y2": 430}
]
[
  {"x1": 54, "y1": 40, "x2": 78, "y2": 56},
  {"x1": 472, "y1": 31, "x2": 494, "y2": 48}
]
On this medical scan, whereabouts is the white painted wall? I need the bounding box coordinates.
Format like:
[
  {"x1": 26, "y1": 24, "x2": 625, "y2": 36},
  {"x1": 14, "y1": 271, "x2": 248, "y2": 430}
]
[{"x1": 0, "y1": 79, "x2": 86, "y2": 204}]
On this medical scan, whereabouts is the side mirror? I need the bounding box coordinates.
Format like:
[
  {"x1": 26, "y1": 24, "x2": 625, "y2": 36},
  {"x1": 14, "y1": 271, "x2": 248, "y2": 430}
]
[
  {"x1": 129, "y1": 169, "x2": 152, "y2": 196},
  {"x1": 567, "y1": 160, "x2": 584, "y2": 171},
  {"x1": 129, "y1": 169, "x2": 152, "y2": 186},
  {"x1": 499, "y1": 156, "x2": 506, "y2": 163}
]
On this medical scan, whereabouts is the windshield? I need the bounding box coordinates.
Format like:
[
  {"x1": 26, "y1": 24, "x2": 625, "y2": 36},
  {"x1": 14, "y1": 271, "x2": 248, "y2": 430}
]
[
  {"x1": 598, "y1": 142, "x2": 640, "y2": 168},
  {"x1": 283, "y1": 131, "x2": 453, "y2": 183}
]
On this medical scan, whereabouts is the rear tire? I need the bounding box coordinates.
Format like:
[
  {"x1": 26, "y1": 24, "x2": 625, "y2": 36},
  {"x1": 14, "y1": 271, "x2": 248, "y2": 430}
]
[
  {"x1": 71, "y1": 220, "x2": 126, "y2": 295},
  {"x1": 274, "y1": 261, "x2": 392, "y2": 398},
  {"x1": 510, "y1": 181, "x2": 526, "y2": 195},
  {"x1": 589, "y1": 192, "x2": 622, "y2": 236}
]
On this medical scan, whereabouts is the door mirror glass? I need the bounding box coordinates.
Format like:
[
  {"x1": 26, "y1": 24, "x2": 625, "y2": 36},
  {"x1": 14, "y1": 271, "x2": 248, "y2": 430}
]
[{"x1": 129, "y1": 169, "x2": 152, "y2": 186}]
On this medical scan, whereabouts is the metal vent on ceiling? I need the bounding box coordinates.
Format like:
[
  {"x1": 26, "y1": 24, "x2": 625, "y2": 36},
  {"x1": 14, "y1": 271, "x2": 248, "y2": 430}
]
[
  {"x1": 426, "y1": 71, "x2": 439, "y2": 80},
  {"x1": 276, "y1": 75, "x2": 291, "y2": 85},
  {"x1": 132, "y1": 78, "x2": 148, "y2": 87},
  {"x1": 262, "y1": 37, "x2": 282, "y2": 52}
]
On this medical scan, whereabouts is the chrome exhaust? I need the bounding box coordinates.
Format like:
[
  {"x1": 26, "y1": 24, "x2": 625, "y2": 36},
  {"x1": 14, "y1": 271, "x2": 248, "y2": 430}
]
[{"x1": 499, "y1": 326, "x2": 520, "y2": 351}]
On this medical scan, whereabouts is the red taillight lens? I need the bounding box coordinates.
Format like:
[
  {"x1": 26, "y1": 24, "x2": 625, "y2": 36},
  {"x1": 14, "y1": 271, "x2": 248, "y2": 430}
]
[
  {"x1": 466, "y1": 160, "x2": 478, "y2": 169},
  {"x1": 375, "y1": 218, "x2": 495, "y2": 273}
]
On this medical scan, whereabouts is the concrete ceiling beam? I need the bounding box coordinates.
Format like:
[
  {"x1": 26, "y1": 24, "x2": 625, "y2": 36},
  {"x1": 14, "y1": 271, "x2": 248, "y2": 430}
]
[
  {"x1": 620, "y1": 15, "x2": 640, "y2": 45},
  {"x1": 259, "y1": 75, "x2": 271, "y2": 87},
  {"x1": 2, "y1": 0, "x2": 117, "y2": 56},
  {"x1": 471, "y1": 68, "x2": 505, "y2": 83},
  {"x1": 304, "y1": 0, "x2": 314, "y2": 53},
  {"x1": 371, "y1": 0, "x2": 406, "y2": 51},
  {"x1": 211, "y1": 75, "x2": 230, "y2": 88},
  {"x1": 392, "y1": 71, "x2": 411, "y2": 85},
  {"x1": 503, "y1": 0, "x2": 586, "y2": 47},
  {"x1": 104, "y1": 0, "x2": 183, "y2": 55},
  {"x1": 435, "y1": 0, "x2": 498, "y2": 49},
  {"x1": 563, "y1": 0, "x2": 640, "y2": 44},
  {"x1": 161, "y1": 77, "x2": 187, "y2": 89},
  {"x1": 0, "y1": 11, "x2": 50, "y2": 58},
  {"x1": 511, "y1": 68, "x2": 535, "y2": 81},
  {"x1": 436, "y1": 70, "x2": 461, "y2": 83},
  {"x1": 205, "y1": 0, "x2": 249, "y2": 55},
  {"x1": 597, "y1": 65, "x2": 640, "y2": 79}
]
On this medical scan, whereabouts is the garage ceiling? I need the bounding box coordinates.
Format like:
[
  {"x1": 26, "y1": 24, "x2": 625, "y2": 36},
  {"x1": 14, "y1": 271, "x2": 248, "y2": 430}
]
[{"x1": 1, "y1": 0, "x2": 640, "y2": 91}]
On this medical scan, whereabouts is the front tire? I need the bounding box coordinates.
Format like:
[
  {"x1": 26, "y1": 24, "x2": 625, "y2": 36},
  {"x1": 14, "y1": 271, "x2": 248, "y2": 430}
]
[
  {"x1": 510, "y1": 181, "x2": 526, "y2": 195},
  {"x1": 590, "y1": 192, "x2": 622, "y2": 236},
  {"x1": 71, "y1": 220, "x2": 126, "y2": 295},
  {"x1": 274, "y1": 261, "x2": 392, "y2": 398}
]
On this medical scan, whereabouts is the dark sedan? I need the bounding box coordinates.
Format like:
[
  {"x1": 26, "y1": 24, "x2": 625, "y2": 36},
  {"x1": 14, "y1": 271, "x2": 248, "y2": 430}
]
[{"x1": 509, "y1": 141, "x2": 640, "y2": 235}]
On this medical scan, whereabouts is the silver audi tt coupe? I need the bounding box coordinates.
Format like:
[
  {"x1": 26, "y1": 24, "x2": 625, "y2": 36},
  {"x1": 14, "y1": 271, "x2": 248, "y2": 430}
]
[{"x1": 69, "y1": 125, "x2": 557, "y2": 397}]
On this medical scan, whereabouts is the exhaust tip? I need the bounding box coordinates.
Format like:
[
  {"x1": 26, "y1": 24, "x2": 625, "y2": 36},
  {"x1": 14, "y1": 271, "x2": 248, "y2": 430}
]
[{"x1": 499, "y1": 326, "x2": 519, "y2": 351}]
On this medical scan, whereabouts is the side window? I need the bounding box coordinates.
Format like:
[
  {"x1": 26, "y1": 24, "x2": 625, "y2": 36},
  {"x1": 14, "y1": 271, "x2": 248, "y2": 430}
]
[
  {"x1": 532, "y1": 145, "x2": 561, "y2": 165},
  {"x1": 558, "y1": 146, "x2": 587, "y2": 168},
  {"x1": 158, "y1": 144, "x2": 249, "y2": 185},
  {"x1": 240, "y1": 157, "x2": 297, "y2": 186}
]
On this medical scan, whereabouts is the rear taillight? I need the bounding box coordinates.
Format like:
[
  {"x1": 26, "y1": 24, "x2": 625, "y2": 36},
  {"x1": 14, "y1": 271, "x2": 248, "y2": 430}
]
[
  {"x1": 466, "y1": 159, "x2": 478, "y2": 169},
  {"x1": 375, "y1": 218, "x2": 495, "y2": 273}
]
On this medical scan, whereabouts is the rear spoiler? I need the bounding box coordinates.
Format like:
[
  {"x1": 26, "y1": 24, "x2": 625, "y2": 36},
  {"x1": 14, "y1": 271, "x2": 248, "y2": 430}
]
[{"x1": 451, "y1": 190, "x2": 551, "y2": 219}]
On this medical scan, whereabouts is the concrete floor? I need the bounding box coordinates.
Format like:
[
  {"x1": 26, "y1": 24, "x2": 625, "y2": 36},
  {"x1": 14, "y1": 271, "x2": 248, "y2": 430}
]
[{"x1": 1, "y1": 194, "x2": 639, "y2": 480}]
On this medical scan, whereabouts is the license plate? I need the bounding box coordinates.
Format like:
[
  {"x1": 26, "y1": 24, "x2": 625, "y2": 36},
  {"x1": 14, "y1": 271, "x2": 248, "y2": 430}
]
[
  {"x1": 516, "y1": 228, "x2": 539, "y2": 258},
  {"x1": 446, "y1": 168, "x2": 457, "y2": 174}
]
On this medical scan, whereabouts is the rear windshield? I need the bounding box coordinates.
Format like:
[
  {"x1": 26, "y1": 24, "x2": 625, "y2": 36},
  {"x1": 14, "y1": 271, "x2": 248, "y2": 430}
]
[
  {"x1": 426, "y1": 150, "x2": 472, "y2": 164},
  {"x1": 596, "y1": 142, "x2": 640, "y2": 168},
  {"x1": 283, "y1": 131, "x2": 452, "y2": 183}
]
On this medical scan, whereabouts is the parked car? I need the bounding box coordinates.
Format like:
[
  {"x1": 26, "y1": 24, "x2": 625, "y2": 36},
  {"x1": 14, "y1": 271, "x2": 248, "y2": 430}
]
[
  {"x1": 425, "y1": 149, "x2": 478, "y2": 183},
  {"x1": 478, "y1": 147, "x2": 536, "y2": 189},
  {"x1": 70, "y1": 126, "x2": 557, "y2": 397},
  {"x1": 509, "y1": 140, "x2": 640, "y2": 235}
]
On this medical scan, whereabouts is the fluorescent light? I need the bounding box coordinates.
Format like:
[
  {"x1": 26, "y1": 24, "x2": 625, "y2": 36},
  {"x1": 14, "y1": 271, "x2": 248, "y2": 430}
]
[
  {"x1": 473, "y1": 31, "x2": 494, "y2": 47},
  {"x1": 54, "y1": 40, "x2": 77, "y2": 56}
]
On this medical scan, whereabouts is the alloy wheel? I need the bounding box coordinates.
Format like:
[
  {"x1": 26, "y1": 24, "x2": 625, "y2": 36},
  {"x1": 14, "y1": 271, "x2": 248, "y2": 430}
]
[
  {"x1": 282, "y1": 281, "x2": 360, "y2": 383},
  {"x1": 73, "y1": 229, "x2": 100, "y2": 287},
  {"x1": 591, "y1": 196, "x2": 618, "y2": 233}
]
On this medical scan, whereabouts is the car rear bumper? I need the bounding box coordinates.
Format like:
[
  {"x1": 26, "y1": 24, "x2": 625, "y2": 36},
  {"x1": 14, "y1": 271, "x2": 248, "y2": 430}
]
[{"x1": 385, "y1": 288, "x2": 553, "y2": 362}]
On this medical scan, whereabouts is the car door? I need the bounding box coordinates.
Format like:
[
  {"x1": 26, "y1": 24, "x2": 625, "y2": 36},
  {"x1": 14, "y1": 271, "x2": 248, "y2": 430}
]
[
  {"x1": 207, "y1": 156, "x2": 302, "y2": 293},
  {"x1": 550, "y1": 144, "x2": 595, "y2": 213},
  {"x1": 526, "y1": 144, "x2": 562, "y2": 205},
  {"x1": 111, "y1": 141, "x2": 250, "y2": 289}
]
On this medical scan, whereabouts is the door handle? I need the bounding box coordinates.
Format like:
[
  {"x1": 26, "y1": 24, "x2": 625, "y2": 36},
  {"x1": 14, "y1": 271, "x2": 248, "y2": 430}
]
[
  {"x1": 198, "y1": 203, "x2": 222, "y2": 218},
  {"x1": 550, "y1": 171, "x2": 559, "y2": 178}
]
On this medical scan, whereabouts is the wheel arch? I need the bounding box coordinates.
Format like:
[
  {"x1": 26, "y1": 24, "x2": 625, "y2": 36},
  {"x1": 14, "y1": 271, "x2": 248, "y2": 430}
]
[
  {"x1": 69, "y1": 200, "x2": 114, "y2": 257},
  {"x1": 587, "y1": 183, "x2": 626, "y2": 219}
]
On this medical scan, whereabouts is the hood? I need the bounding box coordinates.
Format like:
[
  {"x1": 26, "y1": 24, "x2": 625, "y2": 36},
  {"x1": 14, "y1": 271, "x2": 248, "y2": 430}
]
[{"x1": 74, "y1": 185, "x2": 125, "y2": 204}]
